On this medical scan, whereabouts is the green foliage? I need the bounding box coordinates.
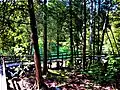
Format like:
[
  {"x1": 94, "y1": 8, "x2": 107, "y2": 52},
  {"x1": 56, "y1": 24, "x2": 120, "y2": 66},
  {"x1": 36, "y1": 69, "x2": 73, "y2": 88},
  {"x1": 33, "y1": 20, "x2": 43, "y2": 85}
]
[
  {"x1": 59, "y1": 46, "x2": 69, "y2": 53},
  {"x1": 84, "y1": 55, "x2": 120, "y2": 84},
  {"x1": 0, "y1": 0, "x2": 119, "y2": 56},
  {"x1": 103, "y1": 0, "x2": 120, "y2": 54},
  {"x1": 0, "y1": 0, "x2": 30, "y2": 55}
]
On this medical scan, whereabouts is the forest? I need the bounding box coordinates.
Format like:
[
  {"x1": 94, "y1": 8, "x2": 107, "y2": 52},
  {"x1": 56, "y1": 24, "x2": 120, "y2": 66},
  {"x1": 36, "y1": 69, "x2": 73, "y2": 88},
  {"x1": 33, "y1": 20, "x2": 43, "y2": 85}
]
[{"x1": 0, "y1": 0, "x2": 120, "y2": 90}]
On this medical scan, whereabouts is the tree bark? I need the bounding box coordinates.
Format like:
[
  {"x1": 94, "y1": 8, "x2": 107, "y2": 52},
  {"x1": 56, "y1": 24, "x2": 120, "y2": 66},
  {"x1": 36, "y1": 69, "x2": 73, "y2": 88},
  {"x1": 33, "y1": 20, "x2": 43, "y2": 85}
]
[
  {"x1": 110, "y1": 29, "x2": 119, "y2": 54},
  {"x1": 97, "y1": 0, "x2": 100, "y2": 56},
  {"x1": 43, "y1": 0, "x2": 48, "y2": 75},
  {"x1": 57, "y1": 26, "x2": 59, "y2": 59},
  {"x1": 106, "y1": 30, "x2": 115, "y2": 54},
  {"x1": 69, "y1": 0, "x2": 73, "y2": 65},
  {"x1": 83, "y1": 0, "x2": 86, "y2": 70},
  {"x1": 99, "y1": 14, "x2": 108, "y2": 58},
  {"x1": 28, "y1": 0, "x2": 42, "y2": 89},
  {"x1": 89, "y1": 0, "x2": 93, "y2": 62},
  {"x1": 93, "y1": 1, "x2": 96, "y2": 61},
  {"x1": 89, "y1": 0, "x2": 93, "y2": 56}
]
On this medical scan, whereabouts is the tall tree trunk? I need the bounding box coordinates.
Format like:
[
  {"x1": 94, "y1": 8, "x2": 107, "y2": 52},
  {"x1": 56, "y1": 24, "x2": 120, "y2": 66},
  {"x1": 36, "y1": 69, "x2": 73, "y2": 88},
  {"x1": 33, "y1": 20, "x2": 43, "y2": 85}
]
[
  {"x1": 99, "y1": 13, "x2": 108, "y2": 57},
  {"x1": 89, "y1": 0, "x2": 93, "y2": 55},
  {"x1": 69, "y1": 0, "x2": 73, "y2": 65},
  {"x1": 99, "y1": 0, "x2": 110, "y2": 59},
  {"x1": 76, "y1": 26, "x2": 79, "y2": 56},
  {"x1": 89, "y1": 0, "x2": 93, "y2": 62},
  {"x1": 28, "y1": 0, "x2": 42, "y2": 89},
  {"x1": 57, "y1": 30, "x2": 59, "y2": 59},
  {"x1": 97, "y1": 0, "x2": 100, "y2": 56},
  {"x1": 43, "y1": 0, "x2": 48, "y2": 75},
  {"x1": 110, "y1": 29, "x2": 119, "y2": 54},
  {"x1": 57, "y1": 21, "x2": 59, "y2": 59},
  {"x1": 93, "y1": 1, "x2": 96, "y2": 61},
  {"x1": 106, "y1": 30, "x2": 115, "y2": 54},
  {"x1": 83, "y1": 0, "x2": 86, "y2": 70}
]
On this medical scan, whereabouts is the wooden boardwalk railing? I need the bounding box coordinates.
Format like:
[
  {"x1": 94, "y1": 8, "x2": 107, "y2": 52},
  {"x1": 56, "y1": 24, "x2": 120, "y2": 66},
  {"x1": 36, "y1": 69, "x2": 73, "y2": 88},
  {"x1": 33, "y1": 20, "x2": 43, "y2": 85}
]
[
  {"x1": 0, "y1": 53, "x2": 119, "y2": 69},
  {"x1": 0, "y1": 53, "x2": 119, "y2": 89}
]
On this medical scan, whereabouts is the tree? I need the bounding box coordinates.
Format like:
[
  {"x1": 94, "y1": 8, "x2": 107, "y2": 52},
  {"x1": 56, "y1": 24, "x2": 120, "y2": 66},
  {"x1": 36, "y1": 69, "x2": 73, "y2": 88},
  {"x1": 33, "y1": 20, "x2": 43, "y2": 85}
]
[
  {"x1": 103, "y1": 0, "x2": 120, "y2": 54},
  {"x1": 28, "y1": 0, "x2": 42, "y2": 88},
  {"x1": 69, "y1": 0, "x2": 73, "y2": 65},
  {"x1": 83, "y1": 0, "x2": 87, "y2": 70},
  {"x1": 47, "y1": 0, "x2": 68, "y2": 55},
  {"x1": 43, "y1": 0, "x2": 48, "y2": 75}
]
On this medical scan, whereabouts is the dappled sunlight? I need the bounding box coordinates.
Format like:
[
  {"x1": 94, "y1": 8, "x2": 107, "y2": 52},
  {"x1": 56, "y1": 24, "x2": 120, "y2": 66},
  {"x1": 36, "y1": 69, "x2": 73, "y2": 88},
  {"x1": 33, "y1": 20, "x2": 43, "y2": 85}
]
[{"x1": 0, "y1": 0, "x2": 120, "y2": 89}]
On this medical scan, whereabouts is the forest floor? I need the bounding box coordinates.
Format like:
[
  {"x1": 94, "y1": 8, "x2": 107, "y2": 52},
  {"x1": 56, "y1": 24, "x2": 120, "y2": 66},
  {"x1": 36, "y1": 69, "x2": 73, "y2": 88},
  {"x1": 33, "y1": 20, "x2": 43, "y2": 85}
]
[{"x1": 7, "y1": 67, "x2": 118, "y2": 90}]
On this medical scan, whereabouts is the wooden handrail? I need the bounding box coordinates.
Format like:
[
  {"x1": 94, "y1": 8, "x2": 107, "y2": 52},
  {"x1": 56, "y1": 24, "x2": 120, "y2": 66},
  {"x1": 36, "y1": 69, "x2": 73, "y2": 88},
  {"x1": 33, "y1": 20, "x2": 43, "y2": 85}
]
[{"x1": 0, "y1": 54, "x2": 120, "y2": 65}]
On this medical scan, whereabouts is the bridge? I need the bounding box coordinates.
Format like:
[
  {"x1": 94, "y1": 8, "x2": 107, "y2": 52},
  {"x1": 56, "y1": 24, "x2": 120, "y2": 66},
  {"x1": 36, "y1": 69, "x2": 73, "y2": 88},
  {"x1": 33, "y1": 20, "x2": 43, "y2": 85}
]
[{"x1": 0, "y1": 54, "x2": 119, "y2": 69}]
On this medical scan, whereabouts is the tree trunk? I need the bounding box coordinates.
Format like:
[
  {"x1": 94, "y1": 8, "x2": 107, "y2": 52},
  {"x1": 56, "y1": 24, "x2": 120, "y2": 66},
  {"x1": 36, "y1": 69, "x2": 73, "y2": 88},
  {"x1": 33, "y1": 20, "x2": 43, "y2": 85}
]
[
  {"x1": 76, "y1": 29, "x2": 79, "y2": 56},
  {"x1": 83, "y1": 0, "x2": 86, "y2": 70},
  {"x1": 99, "y1": 14, "x2": 108, "y2": 59},
  {"x1": 89, "y1": 0, "x2": 93, "y2": 55},
  {"x1": 110, "y1": 29, "x2": 119, "y2": 54},
  {"x1": 97, "y1": 0, "x2": 100, "y2": 56},
  {"x1": 57, "y1": 22, "x2": 59, "y2": 59},
  {"x1": 93, "y1": 1, "x2": 96, "y2": 61},
  {"x1": 89, "y1": 0, "x2": 93, "y2": 62},
  {"x1": 106, "y1": 30, "x2": 115, "y2": 54},
  {"x1": 43, "y1": 0, "x2": 48, "y2": 75},
  {"x1": 28, "y1": 0, "x2": 42, "y2": 89},
  {"x1": 69, "y1": 0, "x2": 73, "y2": 65}
]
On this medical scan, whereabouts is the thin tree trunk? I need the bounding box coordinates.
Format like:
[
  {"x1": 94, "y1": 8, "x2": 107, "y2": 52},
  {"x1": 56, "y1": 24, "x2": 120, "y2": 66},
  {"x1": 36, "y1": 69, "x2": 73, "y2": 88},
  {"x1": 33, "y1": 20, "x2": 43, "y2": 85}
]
[
  {"x1": 99, "y1": 13, "x2": 108, "y2": 58},
  {"x1": 97, "y1": 0, "x2": 101, "y2": 56},
  {"x1": 99, "y1": 12, "x2": 109, "y2": 75},
  {"x1": 43, "y1": 0, "x2": 48, "y2": 75},
  {"x1": 89, "y1": 0, "x2": 93, "y2": 63},
  {"x1": 110, "y1": 29, "x2": 119, "y2": 54},
  {"x1": 76, "y1": 28, "x2": 79, "y2": 56},
  {"x1": 106, "y1": 30, "x2": 115, "y2": 54},
  {"x1": 57, "y1": 22, "x2": 59, "y2": 59},
  {"x1": 28, "y1": 0, "x2": 42, "y2": 89},
  {"x1": 109, "y1": 0, "x2": 119, "y2": 54},
  {"x1": 75, "y1": 18, "x2": 80, "y2": 56},
  {"x1": 83, "y1": 0, "x2": 86, "y2": 70},
  {"x1": 57, "y1": 30, "x2": 59, "y2": 59},
  {"x1": 89, "y1": 0, "x2": 93, "y2": 56},
  {"x1": 93, "y1": 1, "x2": 96, "y2": 61},
  {"x1": 69, "y1": 0, "x2": 73, "y2": 65}
]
